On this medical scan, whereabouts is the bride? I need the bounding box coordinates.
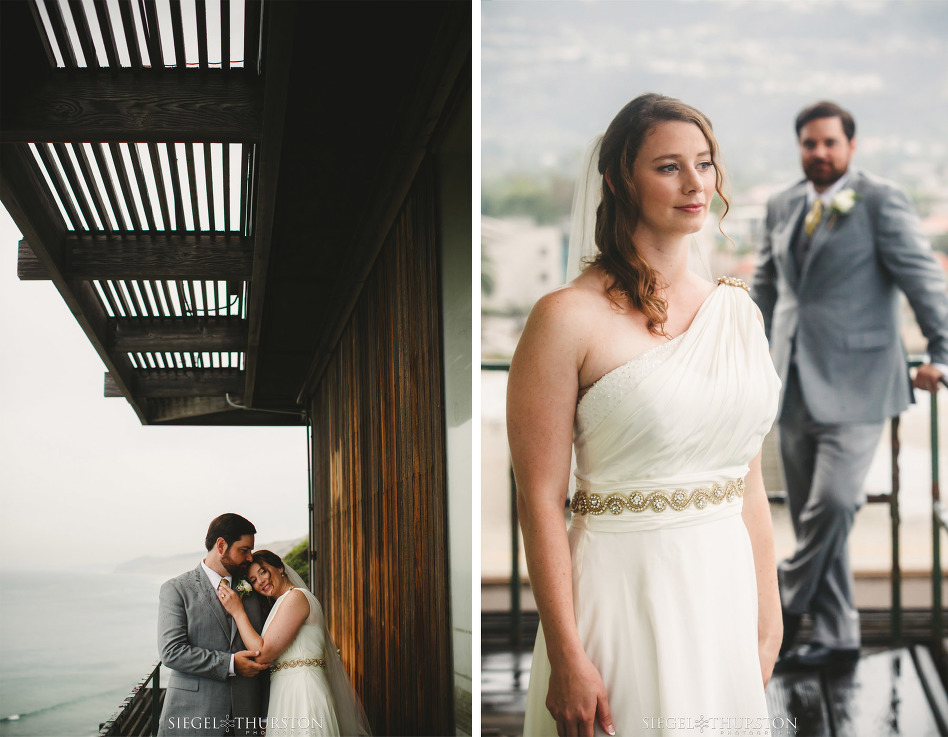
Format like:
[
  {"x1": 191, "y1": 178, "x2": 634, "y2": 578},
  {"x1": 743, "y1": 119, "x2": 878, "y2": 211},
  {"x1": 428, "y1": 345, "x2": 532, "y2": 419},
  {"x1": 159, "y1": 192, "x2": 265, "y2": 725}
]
[
  {"x1": 218, "y1": 550, "x2": 370, "y2": 736},
  {"x1": 508, "y1": 93, "x2": 783, "y2": 736}
]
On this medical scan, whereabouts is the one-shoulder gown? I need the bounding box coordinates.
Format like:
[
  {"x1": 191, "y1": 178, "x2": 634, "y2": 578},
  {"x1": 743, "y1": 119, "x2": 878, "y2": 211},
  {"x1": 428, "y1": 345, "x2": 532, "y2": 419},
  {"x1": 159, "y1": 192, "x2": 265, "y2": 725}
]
[
  {"x1": 522, "y1": 281, "x2": 781, "y2": 735},
  {"x1": 265, "y1": 588, "x2": 341, "y2": 736}
]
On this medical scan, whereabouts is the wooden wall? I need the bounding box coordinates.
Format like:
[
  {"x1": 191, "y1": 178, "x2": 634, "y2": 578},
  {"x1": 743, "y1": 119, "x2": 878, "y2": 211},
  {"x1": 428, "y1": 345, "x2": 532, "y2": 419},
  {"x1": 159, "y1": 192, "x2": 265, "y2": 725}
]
[{"x1": 307, "y1": 160, "x2": 453, "y2": 735}]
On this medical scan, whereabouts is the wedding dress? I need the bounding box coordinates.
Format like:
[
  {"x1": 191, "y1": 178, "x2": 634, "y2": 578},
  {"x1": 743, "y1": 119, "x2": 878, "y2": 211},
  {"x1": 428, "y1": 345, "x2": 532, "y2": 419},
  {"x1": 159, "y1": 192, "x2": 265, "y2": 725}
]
[
  {"x1": 522, "y1": 280, "x2": 781, "y2": 736},
  {"x1": 264, "y1": 586, "x2": 370, "y2": 736}
]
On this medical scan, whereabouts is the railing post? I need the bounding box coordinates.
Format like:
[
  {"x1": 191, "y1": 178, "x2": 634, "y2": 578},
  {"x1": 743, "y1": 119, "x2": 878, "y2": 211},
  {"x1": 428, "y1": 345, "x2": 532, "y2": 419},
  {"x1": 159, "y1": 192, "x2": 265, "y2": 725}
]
[
  {"x1": 152, "y1": 663, "x2": 160, "y2": 737},
  {"x1": 931, "y1": 388, "x2": 943, "y2": 656},
  {"x1": 890, "y1": 415, "x2": 902, "y2": 643},
  {"x1": 510, "y1": 463, "x2": 522, "y2": 650}
]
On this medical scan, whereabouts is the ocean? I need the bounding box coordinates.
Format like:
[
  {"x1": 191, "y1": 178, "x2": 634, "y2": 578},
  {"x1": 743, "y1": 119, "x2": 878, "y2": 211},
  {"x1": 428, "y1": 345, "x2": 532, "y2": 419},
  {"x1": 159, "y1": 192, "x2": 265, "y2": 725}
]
[{"x1": 0, "y1": 571, "x2": 169, "y2": 737}]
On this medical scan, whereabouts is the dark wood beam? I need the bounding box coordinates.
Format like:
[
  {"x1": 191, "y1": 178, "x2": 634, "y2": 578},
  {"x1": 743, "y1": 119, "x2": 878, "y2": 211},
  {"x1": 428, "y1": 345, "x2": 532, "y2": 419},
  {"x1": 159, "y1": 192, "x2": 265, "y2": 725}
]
[
  {"x1": 242, "y1": 1, "x2": 295, "y2": 405},
  {"x1": 147, "y1": 396, "x2": 236, "y2": 423},
  {"x1": 145, "y1": 396, "x2": 302, "y2": 425},
  {"x1": 17, "y1": 238, "x2": 49, "y2": 280},
  {"x1": 1, "y1": 2, "x2": 55, "y2": 98},
  {"x1": 20, "y1": 234, "x2": 253, "y2": 279},
  {"x1": 1, "y1": 141, "x2": 147, "y2": 422},
  {"x1": 66, "y1": 234, "x2": 253, "y2": 279},
  {"x1": 104, "y1": 372, "x2": 123, "y2": 397},
  {"x1": 110, "y1": 316, "x2": 247, "y2": 352},
  {"x1": 131, "y1": 368, "x2": 244, "y2": 398},
  {"x1": 2, "y1": 147, "x2": 65, "y2": 269},
  {"x1": 1, "y1": 70, "x2": 262, "y2": 143}
]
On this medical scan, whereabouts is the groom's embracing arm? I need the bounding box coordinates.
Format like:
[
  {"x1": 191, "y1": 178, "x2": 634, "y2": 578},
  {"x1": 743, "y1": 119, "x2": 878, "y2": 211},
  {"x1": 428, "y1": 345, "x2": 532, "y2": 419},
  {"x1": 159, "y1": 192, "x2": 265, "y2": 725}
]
[{"x1": 157, "y1": 579, "x2": 230, "y2": 682}]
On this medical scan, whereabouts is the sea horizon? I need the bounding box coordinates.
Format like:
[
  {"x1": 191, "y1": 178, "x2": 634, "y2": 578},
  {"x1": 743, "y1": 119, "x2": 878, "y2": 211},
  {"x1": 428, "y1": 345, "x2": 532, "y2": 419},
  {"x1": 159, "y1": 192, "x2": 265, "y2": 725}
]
[{"x1": 0, "y1": 571, "x2": 169, "y2": 737}]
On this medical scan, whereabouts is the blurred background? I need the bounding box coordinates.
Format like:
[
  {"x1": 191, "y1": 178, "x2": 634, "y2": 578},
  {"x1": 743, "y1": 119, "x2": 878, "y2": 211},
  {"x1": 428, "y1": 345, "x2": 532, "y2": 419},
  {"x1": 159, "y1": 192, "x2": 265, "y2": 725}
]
[{"x1": 480, "y1": 1, "x2": 948, "y2": 730}]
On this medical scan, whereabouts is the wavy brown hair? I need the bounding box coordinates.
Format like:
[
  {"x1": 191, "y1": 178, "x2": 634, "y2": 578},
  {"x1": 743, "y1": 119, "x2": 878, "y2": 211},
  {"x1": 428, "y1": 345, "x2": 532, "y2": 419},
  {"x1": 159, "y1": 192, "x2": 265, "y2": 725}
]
[
  {"x1": 252, "y1": 549, "x2": 285, "y2": 573},
  {"x1": 589, "y1": 93, "x2": 729, "y2": 335}
]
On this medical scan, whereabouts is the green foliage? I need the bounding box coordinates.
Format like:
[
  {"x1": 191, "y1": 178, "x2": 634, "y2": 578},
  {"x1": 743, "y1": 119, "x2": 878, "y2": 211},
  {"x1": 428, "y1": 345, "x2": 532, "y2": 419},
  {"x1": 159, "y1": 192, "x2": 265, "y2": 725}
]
[
  {"x1": 283, "y1": 539, "x2": 310, "y2": 584},
  {"x1": 482, "y1": 249, "x2": 496, "y2": 297},
  {"x1": 482, "y1": 174, "x2": 574, "y2": 225}
]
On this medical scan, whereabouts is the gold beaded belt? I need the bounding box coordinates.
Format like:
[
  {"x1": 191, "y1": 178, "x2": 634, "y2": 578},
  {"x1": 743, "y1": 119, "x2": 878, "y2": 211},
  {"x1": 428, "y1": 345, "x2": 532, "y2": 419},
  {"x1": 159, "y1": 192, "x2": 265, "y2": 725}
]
[
  {"x1": 570, "y1": 478, "x2": 745, "y2": 515},
  {"x1": 269, "y1": 657, "x2": 327, "y2": 674}
]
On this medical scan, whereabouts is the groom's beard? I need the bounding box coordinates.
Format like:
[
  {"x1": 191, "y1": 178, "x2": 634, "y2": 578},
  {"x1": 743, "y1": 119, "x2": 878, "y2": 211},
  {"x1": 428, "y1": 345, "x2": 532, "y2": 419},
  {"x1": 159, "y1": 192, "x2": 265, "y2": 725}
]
[
  {"x1": 221, "y1": 551, "x2": 250, "y2": 579},
  {"x1": 803, "y1": 159, "x2": 846, "y2": 189}
]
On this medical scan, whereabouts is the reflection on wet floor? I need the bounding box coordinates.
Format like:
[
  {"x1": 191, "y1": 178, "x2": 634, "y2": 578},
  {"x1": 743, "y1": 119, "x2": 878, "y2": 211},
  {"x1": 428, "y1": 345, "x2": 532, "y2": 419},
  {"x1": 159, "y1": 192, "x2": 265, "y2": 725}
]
[{"x1": 483, "y1": 637, "x2": 948, "y2": 736}]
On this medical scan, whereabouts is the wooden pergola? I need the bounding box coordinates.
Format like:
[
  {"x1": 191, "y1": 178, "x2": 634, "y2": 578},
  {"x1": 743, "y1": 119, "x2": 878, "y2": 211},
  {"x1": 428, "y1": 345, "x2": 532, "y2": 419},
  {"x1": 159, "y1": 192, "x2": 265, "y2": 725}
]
[
  {"x1": 3, "y1": 2, "x2": 471, "y2": 733},
  {"x1": 1, "y1": 0, "x2": 467, "y2": 427}
]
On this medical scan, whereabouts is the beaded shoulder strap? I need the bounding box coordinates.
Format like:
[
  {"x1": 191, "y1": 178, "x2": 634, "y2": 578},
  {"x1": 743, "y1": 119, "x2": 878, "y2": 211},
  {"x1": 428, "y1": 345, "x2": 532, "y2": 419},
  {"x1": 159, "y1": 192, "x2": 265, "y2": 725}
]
[{"x1": 717, "y1": 275, "x2": 750, "y2": 292}]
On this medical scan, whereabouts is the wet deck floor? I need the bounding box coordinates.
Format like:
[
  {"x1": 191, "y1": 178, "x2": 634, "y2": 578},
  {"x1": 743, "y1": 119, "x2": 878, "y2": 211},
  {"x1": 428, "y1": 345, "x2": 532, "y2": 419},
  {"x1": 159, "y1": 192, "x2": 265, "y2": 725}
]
[{"x1": 483, "y1": 645, "x2": 948, "y2": 736}]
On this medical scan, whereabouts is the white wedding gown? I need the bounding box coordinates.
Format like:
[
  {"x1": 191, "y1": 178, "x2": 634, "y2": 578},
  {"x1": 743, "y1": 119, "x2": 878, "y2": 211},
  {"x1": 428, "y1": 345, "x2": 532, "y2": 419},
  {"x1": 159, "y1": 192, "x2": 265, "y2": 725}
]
[
  {"x1": 522, "y1": 281, "x2": 781, "y2": 736},
  {"x1": 264, "y1": 588, "x2": 341, "y2": 736}
]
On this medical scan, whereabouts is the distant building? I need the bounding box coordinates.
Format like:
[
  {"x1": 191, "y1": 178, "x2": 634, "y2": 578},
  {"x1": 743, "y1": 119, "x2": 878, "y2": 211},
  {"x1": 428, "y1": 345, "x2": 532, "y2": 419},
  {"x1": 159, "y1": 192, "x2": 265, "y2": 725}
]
[{"x1": 482, "y1": 215, "x2": 566, "y2": 314}]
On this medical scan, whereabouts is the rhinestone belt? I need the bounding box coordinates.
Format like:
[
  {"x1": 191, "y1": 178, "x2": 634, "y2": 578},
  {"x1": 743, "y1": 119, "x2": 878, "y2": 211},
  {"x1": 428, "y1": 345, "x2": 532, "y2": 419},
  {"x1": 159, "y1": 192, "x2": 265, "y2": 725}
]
[
  {"x1": 269, "y1": 657, "x2": 327, "y2": 674},
  {"x1": 570, "y1": 478, "x2": 745, "y2": 515}
]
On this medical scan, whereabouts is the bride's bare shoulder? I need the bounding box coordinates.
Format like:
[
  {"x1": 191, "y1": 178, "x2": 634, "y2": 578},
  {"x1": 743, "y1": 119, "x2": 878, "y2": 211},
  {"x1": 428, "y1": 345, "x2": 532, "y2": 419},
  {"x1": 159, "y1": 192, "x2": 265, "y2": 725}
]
[
  {"x1": 284, "y1": 587, "x2": 311, "y2": 614},
  {"x1": 528, "y1": 270, "x2": 611, "y2": 327}
]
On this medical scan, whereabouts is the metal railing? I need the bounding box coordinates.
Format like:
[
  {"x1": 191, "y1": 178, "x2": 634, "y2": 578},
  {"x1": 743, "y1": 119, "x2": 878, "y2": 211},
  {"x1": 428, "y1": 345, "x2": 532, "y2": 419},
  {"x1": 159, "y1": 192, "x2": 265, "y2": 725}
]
[
  {"x1": 98, "y1": 661, "x2": 162, "y2": 737},
  {"x1": 485, "y1": 358, "x2": 946, "y2": 662},
  {"x1": 922, "y1": 360, "x2": 948, "y2": 665},
  {"x1": 483, "y1": 360, "x2": 523, "y2": 649}
]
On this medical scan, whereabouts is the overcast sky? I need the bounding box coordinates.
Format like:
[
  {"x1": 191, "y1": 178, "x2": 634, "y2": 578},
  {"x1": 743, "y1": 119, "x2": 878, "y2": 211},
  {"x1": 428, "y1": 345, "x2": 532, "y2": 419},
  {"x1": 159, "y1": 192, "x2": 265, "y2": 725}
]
[
  {"x1": 482, "y1": 0, "x2": 948, "y2": 188},
  {"x1": 0, "y1": 209, "x2": 308, "y2": 572}
]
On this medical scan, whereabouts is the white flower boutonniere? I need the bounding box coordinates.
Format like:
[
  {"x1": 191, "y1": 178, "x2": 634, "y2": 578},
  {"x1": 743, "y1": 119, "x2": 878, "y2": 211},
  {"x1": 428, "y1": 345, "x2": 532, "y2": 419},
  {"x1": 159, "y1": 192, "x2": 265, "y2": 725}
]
[
  {"x1": 235, "y1": 580, "x2": 253, "y2": 598},
  {"x1": 830, "y1": 188, "x2": 860, "y2": 217}
]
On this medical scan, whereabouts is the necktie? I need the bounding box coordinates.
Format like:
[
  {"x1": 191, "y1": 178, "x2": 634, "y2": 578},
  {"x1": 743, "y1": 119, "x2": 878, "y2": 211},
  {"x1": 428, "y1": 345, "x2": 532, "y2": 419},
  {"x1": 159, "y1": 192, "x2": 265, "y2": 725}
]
[{"x1": 804, "y1": 198, "x2": 823, "y2": 236}]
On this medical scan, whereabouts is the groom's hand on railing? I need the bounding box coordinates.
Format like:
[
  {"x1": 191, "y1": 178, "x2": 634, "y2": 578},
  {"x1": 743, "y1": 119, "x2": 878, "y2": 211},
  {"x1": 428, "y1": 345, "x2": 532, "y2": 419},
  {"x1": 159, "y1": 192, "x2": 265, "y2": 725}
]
[
  {"x1": 912, "y1": 363, "x2": 945, "y2": 393},
  {"x1": 234, "y1": 650, "x2": 268, "y2": 677}
]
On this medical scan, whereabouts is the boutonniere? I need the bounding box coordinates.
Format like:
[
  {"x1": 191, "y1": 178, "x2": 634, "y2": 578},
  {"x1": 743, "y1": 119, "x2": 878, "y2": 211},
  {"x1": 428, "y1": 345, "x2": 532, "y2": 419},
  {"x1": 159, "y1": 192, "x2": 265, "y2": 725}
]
[
  {"x1": 235, "y1": 580, "x2": 253, "y2": 598},
  {"x1": 829, "y1": 188, "x2": 860, "y2": 217}
]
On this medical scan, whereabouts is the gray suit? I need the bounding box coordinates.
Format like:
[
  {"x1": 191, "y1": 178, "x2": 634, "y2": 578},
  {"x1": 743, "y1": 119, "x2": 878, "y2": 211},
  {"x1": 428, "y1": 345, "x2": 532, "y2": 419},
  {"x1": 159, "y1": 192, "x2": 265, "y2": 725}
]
[
  {"x1": 157, "y1": 564, "x2": 269, "y2": 736},
  {"x1": 752, "y1": 167, "x2": 948, "y2": 648}
]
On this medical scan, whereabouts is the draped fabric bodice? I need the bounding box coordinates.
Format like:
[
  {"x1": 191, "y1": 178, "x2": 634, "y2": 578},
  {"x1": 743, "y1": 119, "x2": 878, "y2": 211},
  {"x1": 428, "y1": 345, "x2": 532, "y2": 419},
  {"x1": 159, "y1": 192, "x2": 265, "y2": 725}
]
[
  {"x1": 523, "y1": 281, "x2": 780, "y2": 735},
  {"x1": 264, "y1": 588, "x2": 328, "y2": 670},
  {"x1": 572, "y1": 284, "x2": 780, "y2": 528},
  {"x1": 261, "y1": 587, "x2": 371, "y2": 736}
]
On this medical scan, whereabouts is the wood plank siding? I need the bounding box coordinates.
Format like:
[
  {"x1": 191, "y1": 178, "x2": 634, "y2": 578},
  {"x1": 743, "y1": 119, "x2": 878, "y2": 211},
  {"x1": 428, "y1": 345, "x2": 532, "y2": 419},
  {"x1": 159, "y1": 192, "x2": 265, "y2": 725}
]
[{"x1": 307, "y1": 160, "x2": 452, "y2": 735}]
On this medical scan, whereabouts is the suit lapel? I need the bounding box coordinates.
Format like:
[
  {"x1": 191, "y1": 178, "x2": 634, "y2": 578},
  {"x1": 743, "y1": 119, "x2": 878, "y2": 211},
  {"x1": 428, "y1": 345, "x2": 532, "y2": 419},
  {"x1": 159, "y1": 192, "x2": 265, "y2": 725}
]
[
  {"x1": 190, "y1": 564, "x2": 232, "y2": 639},
  {"x1": 801, "y1": 214, "x2": 832, "y2": 279},
  {"x1": 799, "y1": 170, "x2": 863, "y2": 281},
  {"x1": 775, "y1": 188, "x2": 807, "y2": 289}
]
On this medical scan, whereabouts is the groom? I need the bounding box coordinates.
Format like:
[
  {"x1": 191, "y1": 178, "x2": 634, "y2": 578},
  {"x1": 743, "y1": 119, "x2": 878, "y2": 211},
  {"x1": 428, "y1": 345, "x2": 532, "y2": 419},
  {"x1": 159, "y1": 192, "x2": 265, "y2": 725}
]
[
  {"x1": 158, "y1": 513, "x2": 270, "y2": 736},
  {"x1": 752, "y1": 101, "x2": 948, "y2": 668}
]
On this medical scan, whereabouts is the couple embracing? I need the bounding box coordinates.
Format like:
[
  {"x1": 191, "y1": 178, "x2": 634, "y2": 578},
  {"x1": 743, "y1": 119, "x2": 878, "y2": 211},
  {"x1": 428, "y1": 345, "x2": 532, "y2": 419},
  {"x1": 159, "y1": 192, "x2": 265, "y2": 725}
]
[{"x1": 157, "y1": 513, "x2": 370, "y2": 737}]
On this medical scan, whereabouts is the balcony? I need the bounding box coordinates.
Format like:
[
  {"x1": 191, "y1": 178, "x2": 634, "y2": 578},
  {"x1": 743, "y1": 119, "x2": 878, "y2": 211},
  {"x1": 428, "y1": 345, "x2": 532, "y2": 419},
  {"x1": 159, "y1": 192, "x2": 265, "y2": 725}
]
[{"x1": 482, "y1": 360, "x2": 948, "y2": 736}]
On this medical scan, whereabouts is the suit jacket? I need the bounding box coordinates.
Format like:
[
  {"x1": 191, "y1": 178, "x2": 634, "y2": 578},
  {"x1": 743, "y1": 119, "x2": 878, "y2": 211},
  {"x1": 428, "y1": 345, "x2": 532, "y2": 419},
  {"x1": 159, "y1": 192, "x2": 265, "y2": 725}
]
[
  {"x1": 752, "y1": 168, "x2": 948, "y2": 423},
  {"x1": 157, "y1": 563, "x2": 270, "y2": 736}
]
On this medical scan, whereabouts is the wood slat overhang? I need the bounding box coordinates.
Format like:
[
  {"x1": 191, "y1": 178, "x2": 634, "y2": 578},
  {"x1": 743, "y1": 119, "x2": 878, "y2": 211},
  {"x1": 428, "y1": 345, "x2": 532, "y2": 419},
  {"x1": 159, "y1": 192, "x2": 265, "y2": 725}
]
[
  {"x1": 0, "y1": 0, "x2": 282, "y2": 425},
  {"x1": 1, "y1": 0, "x2": 470, "y2": 426}
]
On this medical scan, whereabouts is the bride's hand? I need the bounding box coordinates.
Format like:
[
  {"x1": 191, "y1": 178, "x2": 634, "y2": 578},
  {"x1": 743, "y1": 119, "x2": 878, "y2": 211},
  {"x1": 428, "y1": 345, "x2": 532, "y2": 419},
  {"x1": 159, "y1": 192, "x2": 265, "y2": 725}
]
[
  {"x1": 547, "y1": 655, "x2": 615, "y2": 737},
  {"x1": 218, "y1": 584, "x2": 244, "y2": 616}
]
